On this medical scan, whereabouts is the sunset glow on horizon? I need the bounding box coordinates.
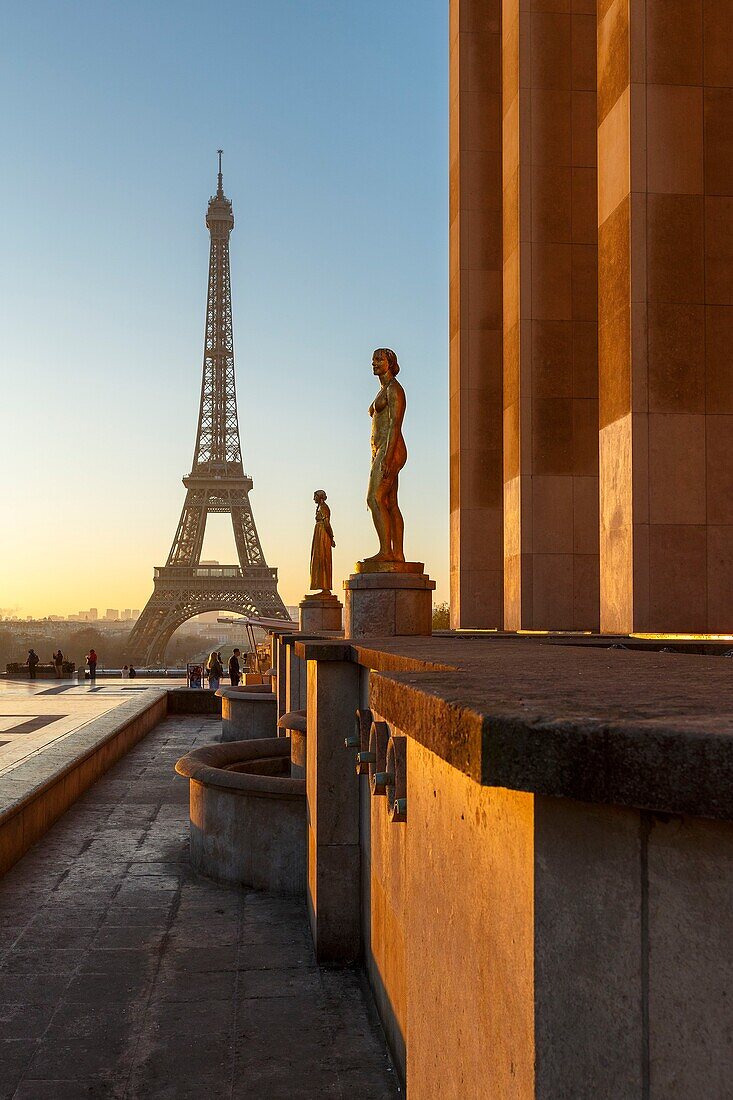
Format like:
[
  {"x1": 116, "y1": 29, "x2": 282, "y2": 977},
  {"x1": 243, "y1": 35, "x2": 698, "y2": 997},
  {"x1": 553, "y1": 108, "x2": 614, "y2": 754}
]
[{"x1": 0, "y1": 1, "x2": 448, "y2": 621}]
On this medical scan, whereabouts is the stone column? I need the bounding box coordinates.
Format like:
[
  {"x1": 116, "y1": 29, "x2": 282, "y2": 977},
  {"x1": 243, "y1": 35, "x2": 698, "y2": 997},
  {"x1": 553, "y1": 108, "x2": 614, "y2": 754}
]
[
  {"x1": 274, "y1": 632, "x2": 289, "y2": 718},
  {"x1": 502, "y1": 0, "x2": 600, "y2": 630},
  {"x1": 298, "y1": 641, "x2": 361, "y2": 964},
  {"x1": 449, "y1": 0, "x2": 504, "y2": 628},
  {"x1": 286, "y1": 640, "x2": 305, "y2": 715},
  {"x1": 598, "y1": 0, "x2": 733, "y2": 632},
  {"x1": 274, "y1": 633, "x2": 286, "y2": 717},
  {"x1": 277, "y1": 634, "x2": 318, "y2": 716}
]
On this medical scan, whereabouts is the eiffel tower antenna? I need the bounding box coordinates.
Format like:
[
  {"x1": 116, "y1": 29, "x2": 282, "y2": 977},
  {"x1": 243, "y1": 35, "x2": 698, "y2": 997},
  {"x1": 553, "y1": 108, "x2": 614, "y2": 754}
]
[{"x1": 128, "y1": 157, "x2": 290, "y2": 665}]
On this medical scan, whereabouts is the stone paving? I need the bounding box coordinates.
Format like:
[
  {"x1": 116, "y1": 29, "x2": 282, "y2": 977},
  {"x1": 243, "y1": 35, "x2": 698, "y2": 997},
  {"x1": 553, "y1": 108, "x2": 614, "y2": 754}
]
[
  {"x1": 0, "y1": 714, "x2": 399, "y2": 1098},
  {"x1": 0, "y1": 680, "x2": 183, "y2": 778}
]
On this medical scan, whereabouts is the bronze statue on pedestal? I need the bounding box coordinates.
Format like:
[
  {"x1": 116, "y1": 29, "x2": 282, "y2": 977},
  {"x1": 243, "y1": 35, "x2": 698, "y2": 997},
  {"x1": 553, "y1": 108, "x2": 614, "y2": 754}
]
[
  {"x1": 309, "y1": 490, "x2": 336, "y2": 594},
  {"x1": 344, "y1": 346, "x2": 433, "y2": 636},
  {"x1": 365, "y1": 348, "x2": 407, "y2": 564}
]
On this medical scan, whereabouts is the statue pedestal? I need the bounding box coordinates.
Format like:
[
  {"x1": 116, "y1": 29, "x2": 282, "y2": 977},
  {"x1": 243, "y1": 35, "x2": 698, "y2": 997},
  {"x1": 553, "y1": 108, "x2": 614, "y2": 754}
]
[
  {"x1": 343, "y1": 562, "x2": 435, "y2": 638},
  {"x1": 299, "y1": 593, "x2": 343, "y2": 633}
]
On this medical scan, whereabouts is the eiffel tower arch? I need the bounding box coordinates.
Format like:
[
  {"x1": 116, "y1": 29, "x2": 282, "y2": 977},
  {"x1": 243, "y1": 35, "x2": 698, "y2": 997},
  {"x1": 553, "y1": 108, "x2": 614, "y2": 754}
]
[{"x1": 128, "y1": 153, "x2": 290, "y2": 665}]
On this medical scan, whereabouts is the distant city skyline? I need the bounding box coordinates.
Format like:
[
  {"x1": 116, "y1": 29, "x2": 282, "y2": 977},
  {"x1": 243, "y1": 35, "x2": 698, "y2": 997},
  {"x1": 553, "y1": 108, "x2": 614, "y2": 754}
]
[
  {"x1": 0, "y1": 2, "x2": 448, "y2": 620},
  {"x1": 0, "y1": 608, "x2": 140, "y2": 623}
]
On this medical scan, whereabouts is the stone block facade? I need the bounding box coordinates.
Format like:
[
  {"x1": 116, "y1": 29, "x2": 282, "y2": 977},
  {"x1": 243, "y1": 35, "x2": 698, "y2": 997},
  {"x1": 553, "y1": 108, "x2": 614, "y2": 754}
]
[
  {"x1": 291, "y1": 633, "x2": 733, "y2": 1097},
  {"x1": 450, "y1": 0, "x2": 733, "y2": 632}
]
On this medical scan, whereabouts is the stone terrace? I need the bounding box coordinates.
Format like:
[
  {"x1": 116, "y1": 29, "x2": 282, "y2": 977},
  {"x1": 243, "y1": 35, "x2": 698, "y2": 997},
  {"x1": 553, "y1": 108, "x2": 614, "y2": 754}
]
[{"x1": 0, "y1": 715, "x2": 398, "y2": 1099}]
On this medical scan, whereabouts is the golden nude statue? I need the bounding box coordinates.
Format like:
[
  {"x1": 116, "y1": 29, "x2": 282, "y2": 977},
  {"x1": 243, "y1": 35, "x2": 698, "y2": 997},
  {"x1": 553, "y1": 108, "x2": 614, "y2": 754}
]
[
  {"x1": 309, "y1": 490, "x2": 336, "y2": 593},
  {"x1": 365, "y1": 348, "x2": 407, "y2": 563}
]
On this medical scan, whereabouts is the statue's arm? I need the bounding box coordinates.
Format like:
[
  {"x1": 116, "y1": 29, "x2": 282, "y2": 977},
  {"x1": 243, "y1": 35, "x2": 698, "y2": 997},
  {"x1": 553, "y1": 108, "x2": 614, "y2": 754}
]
[
  {"x1": 322, "y1": 503, "x2": 336, "y2": 545},
  {"x1": 383, "y1": 384, "x2": 406, "y2": 473}
]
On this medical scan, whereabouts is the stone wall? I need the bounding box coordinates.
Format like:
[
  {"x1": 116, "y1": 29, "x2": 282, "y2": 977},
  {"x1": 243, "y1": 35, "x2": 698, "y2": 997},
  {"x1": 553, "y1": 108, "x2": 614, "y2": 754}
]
[
  {"x1": 298, "y1": 636, "x2": 733, "y2": 1097},
  {"x1": 0, "y1": 691, "x2": 168, "y2": 877},
  {"x1": 361, "y1": 722, "x2": 733, "y2": 1098},
  {"x1": 167, "y1": 688, "x2": 221, "y2": 715},
  {"x1": 361, "y1": 717, "x2": 535, "y2": 1095}
]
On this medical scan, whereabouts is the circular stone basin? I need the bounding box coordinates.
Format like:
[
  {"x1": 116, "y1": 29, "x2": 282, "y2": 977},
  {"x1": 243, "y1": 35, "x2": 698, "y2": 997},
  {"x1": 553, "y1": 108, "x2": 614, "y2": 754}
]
[
  {"x1": 175, "y1": 737, "x2": 305, "y2": 894},
  {"x1": 277, "y1": 710, "x2": 307, "y2": 779},
  {"x1": 215, "y1": 687, "x2": 277, "y2": 742}
]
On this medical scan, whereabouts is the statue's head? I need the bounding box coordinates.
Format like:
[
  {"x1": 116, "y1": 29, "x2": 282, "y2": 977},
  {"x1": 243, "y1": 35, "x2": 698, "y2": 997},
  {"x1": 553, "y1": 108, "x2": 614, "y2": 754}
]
[
  {"x1": 372, "y1": 348, "x2": 399, "y2": 377},
  {"x1": 313, "y1": 489, "x2": 327, "y2": 503}
]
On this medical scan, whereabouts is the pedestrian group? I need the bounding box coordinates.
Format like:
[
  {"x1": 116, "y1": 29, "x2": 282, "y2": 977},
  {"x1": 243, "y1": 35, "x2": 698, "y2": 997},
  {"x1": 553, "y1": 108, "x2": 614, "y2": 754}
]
[{"x1": 205, "y1": 648, "x2": 242, "y2": 690}]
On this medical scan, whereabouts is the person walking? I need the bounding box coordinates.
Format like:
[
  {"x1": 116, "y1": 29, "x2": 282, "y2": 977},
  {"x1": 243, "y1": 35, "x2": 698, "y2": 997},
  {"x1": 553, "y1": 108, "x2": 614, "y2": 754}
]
[
  {"x1": 87, "y1": 649, "x2": 98, "y2": 682},
  {"x1": 206, "y1": 650, "x2": 223, "y2": 692},
  {"x1": 121, "y1": 665, "x2": 130, "y2": 679},
  {"x1": 228, "y1": 648, "x2": 241, "y2": 686},
  {"x1": 53, "y1": 650, "x2": 64, "y2": 679},
  {"x1": 27, "y1": 649, "x2": 39, "y2": 680},
  {"x1": 129, "y1": 666, "x2": 137, "y2": 679}
]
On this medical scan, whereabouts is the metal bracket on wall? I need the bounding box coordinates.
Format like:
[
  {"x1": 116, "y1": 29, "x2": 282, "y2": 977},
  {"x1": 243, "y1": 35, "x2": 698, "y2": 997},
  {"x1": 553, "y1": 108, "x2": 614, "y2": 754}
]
[
  {"x1": 368, "y1": 720, "x2": 390, "y2": 794},
  {"x1": 386, "y1": 734, "x2": 407, "y2": 822}
]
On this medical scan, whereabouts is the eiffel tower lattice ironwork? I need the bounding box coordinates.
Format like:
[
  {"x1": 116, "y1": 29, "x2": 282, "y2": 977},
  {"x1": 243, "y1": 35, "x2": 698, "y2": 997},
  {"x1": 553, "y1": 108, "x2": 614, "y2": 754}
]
[{"x1": 128, "y1": 153, "x2": 290, "y2": 664}]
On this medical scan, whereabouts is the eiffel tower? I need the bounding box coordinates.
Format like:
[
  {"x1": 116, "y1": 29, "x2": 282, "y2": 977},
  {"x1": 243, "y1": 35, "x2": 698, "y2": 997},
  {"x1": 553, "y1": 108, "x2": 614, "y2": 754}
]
[{"x1": 128, "y1": 153, "x2": 290, "y2": 665}]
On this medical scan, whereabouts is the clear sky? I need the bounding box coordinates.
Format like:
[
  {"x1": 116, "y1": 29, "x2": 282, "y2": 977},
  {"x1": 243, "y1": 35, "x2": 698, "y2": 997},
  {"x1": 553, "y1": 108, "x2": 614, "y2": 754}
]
[{"x1": 0, "y1": 1, "x2": 448, "y2": 620}]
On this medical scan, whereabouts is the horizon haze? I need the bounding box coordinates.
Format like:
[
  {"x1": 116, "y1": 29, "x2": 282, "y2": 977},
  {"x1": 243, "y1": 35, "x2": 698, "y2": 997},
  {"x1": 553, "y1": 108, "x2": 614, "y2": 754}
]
[{"x1": 0, "y1": 1, "x2": 448, "y2": 621}]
